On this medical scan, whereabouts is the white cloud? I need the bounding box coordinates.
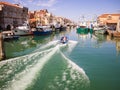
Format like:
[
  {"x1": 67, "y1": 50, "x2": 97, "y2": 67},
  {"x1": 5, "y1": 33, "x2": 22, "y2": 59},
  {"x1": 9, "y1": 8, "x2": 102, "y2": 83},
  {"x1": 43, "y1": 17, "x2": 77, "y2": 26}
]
[
  {"x1": 37, "y1": 0, "x2": 57, "y2": 7},
  {"x1": 13, "y1": 0, "x2": 57, "y2": 7},
  {"x1": 28, "y1": 0, "x2": 34, "y2": 3},
  {"x1": 50, "y1": 8, "x2": 56, "y2": 11},
  {"x1": 13, "y1": 0, "x2": 19, "y2": 2}
]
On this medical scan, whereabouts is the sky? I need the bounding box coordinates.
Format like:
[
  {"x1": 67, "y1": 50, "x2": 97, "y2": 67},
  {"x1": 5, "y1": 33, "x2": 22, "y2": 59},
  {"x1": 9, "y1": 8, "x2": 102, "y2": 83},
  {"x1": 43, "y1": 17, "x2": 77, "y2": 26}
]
[{"x1": 2, "y1": 0, "x2": 120, "y2": 22}]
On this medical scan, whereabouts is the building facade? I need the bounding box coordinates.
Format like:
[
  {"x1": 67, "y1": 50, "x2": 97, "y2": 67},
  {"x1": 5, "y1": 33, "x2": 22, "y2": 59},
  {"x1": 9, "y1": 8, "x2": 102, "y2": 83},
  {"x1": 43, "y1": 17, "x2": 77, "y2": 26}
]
[
  {"x1": 98, "y1": 14, "x2": 120, "y2": 26},
  {"x1": 29, "y1": 9, "x2": 53, "y2": 27},
  {"x1": 29, "y1": 9, "x2": 72, "y2": 27},
  {"x1": 0, "y1": 2, "x2": 28, "y2": 30}
]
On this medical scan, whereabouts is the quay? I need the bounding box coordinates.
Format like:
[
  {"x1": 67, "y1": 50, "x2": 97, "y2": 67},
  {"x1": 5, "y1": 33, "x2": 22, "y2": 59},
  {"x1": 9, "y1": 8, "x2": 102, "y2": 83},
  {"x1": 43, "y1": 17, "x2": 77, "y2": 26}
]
[
  {"x1": 107, "y1": 30, "x2": 120, "y2": 37},
  {"x1": 0, "y1": 33, "x2": 5, "y2": 60}
]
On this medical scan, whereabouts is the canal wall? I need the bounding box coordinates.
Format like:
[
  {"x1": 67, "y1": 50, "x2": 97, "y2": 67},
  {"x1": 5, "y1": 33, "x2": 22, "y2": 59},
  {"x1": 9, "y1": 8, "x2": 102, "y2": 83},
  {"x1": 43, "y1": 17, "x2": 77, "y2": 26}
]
[{"x1": 0, "y1": 33, "x2": 5, "y2": 60}]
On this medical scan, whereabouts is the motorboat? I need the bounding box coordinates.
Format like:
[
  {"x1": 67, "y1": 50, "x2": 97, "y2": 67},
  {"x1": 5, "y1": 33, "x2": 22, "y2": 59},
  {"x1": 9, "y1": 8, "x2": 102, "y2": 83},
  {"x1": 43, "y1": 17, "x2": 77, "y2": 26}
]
[
  {"x1": 12, "y1": 22, "x2": 32, "y2": 36},
  {"x1": 60, "y1": 36, "x2": 68, "y2": 44}
]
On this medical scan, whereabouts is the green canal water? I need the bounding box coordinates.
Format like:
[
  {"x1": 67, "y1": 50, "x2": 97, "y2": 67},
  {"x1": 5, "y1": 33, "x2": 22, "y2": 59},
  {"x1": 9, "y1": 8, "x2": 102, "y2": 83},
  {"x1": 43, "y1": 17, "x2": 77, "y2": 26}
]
[{"x1": 0, "y1": 28, "x2": 120, "y2": 90}]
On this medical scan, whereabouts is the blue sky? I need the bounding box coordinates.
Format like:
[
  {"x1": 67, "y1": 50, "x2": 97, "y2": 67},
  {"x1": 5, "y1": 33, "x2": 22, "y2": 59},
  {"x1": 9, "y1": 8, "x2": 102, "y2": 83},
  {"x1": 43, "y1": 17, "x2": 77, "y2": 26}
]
[{"x1": 3, "y1": 0, "x2": 120, "y2": 22}]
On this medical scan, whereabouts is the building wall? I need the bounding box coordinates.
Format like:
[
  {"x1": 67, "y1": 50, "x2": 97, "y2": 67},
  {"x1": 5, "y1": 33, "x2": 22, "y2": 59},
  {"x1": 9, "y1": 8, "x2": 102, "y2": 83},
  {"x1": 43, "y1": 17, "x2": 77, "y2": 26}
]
[{"x1": 0, "y1": 2, "x2": 28, "y2": 30}]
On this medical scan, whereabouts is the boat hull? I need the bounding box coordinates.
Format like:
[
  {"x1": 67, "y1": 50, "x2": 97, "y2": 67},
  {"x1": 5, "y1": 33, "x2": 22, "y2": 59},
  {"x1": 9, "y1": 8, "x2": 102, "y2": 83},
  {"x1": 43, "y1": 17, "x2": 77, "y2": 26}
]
[
  {"x1": 3, "y1": 36, "x2": 19, "y2": 41},
  {"x1": 33, "y1": 30, "x2": 52, "y2": 36},
  {"x1": 76, "y1": 28, "x2": 89, "y2": 34},
  {"x1": 12, "y1": 29, "x2": 32, "y2": 36}
]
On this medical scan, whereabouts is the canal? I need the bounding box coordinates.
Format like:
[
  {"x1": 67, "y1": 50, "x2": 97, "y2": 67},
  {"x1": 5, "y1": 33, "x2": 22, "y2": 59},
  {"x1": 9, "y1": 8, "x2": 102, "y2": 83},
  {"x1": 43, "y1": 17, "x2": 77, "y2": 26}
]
[{"x1": 0, "y1": 28, "x2": 120, "y2": 90}]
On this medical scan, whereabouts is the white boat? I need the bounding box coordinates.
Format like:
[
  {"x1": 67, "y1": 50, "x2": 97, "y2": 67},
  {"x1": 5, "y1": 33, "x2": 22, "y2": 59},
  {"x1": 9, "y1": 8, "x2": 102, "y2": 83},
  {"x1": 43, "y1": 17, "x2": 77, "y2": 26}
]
[
  {"x1": 12, "y1": 22, "x2": 32, "y2": 36},
  {"x1": 2, "y1": 31, "x2": 19, "y2": 41},
  {"x1": 93, "y1": 25, "x2": 107, "y2": 34},
  {"x1": 93, "y1": 25, "x2": 106, "y2": 31},
  {"x1": 94, "y1": 29, "x2": 106, "y2": 35}
]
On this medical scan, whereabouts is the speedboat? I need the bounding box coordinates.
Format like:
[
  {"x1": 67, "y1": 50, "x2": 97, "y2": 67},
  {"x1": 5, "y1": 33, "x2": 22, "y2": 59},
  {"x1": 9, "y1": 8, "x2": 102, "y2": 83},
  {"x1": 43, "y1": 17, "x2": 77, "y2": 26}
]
[{"x1": 60, "y1": 36, "x2": 68, "y2": 44}]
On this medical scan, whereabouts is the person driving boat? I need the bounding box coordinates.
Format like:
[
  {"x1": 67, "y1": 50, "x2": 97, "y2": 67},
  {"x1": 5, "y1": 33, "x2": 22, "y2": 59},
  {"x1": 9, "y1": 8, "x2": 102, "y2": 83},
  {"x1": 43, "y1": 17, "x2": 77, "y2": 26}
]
[{"x1": 61, "y1": 36, "x2": 68, "y2": 44}]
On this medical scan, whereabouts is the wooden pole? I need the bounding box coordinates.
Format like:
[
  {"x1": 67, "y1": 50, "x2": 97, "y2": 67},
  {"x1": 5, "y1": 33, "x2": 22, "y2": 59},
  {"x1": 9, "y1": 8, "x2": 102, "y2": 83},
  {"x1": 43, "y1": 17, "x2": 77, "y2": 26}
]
[{"x1": 0, "y1": 33, "x2": 5, "y2": 60}]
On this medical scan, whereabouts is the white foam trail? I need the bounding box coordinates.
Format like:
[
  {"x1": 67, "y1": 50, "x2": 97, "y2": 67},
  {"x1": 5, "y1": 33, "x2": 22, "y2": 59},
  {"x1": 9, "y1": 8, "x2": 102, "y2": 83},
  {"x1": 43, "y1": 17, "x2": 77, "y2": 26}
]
[
  {"x1": 60, "y1": 49, "x2": 90, "y2": 88},
  {"x1": 59, "y1": 40, "x2": 77, "y2": 47},
  {"x1": 32, "y1": 40, "x2": 59, "y2": 53},
  {"x1": 61, "y1": 51, "x2": 89, "y2": 80},
  {"x1": 67, "y1": 40, "x2": 78, "y2": 53},
  {"x1": 40, "y1": 40, "x2": 59, "y2": 49},
  {"x1": 0, "y1": 47, "x2": 54, "y2": 66},
  {"x1": 48, "y1": 48, "x2": 90, "y2": 89},
  {"x1": 0, "y1": 46, "x2": 58, "y2": 90}
]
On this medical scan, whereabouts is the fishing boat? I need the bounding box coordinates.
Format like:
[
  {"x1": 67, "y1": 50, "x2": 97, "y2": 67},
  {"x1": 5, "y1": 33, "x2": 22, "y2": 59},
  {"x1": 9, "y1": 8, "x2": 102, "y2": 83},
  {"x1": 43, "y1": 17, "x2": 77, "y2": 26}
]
[
  {"x1": 93, "y1": 25, "x2": 107, "y2": 35},
  {"x1": 76, "y1": 26, "x2": 89, "y2": 34},
  {"x1": 94, "y1": 29, "x2": 107, "y2": 35},
  {"x1": 33, "y1": 26, "x2": 52, "y2": 36}
]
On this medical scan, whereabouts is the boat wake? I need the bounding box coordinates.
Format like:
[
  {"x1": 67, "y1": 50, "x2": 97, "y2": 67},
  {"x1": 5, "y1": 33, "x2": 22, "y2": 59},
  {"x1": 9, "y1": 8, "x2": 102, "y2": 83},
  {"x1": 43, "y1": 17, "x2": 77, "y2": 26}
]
[{"x1": 0, "y1": 40, "x2": 90, "y2": 90}]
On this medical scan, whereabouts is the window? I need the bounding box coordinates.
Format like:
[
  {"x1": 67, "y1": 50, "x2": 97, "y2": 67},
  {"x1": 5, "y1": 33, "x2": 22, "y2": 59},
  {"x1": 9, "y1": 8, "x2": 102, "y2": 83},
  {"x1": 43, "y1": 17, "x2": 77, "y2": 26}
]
[{"x1": 107, "y1": 15, "x2": 112, "y2": 20}]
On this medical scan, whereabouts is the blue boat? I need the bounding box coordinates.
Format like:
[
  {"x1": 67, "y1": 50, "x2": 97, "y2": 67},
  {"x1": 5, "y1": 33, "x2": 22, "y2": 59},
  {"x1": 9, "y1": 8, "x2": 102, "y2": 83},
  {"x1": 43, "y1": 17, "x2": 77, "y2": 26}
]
[
  {"x1": 33, "y1": 26, "x2": 52, "y2": 36},
  {"x1": 33, "y1": 30, "x2": 52, "y2": 35}
]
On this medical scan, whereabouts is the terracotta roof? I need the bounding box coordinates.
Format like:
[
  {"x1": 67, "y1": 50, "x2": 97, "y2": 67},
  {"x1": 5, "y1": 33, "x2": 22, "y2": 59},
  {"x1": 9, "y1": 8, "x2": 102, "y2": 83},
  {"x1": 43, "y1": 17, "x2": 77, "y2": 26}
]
[
  {"x1": 0, "y1": 1, "x2": 21, "y2": 8},
  {"x1": 99, "y1": 14, "x2": 120, "y2": 18}
]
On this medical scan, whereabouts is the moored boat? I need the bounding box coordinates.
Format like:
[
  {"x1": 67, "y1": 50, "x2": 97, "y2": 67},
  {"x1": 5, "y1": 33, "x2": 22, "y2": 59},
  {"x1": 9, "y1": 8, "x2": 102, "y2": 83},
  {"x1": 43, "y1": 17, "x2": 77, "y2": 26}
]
[
  {"x1": 2, "y1": 31, "x2": 19, "y2": 41},
  {"x1": 94, "y1": 29, "x2": 106, "y2": 35},
  {"x1": 76, "y1": 26, "x2": 89, "y2": 34},
  {"x1": 33, "y1": 26, "x2": 52, "y2": 36},
  {"x1": 12, "y1": 22, "x2": 32, "y2": 36},
  {"x1": 93, "y1": 25, "x2": 106, "y2": 31}
]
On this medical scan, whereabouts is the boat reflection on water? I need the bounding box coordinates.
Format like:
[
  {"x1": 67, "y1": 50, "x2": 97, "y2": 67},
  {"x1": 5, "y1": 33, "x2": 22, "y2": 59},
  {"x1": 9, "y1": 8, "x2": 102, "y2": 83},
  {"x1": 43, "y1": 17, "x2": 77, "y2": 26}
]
[{"x1": 113, "y1": 38, "x2": 120, "y2": 55}]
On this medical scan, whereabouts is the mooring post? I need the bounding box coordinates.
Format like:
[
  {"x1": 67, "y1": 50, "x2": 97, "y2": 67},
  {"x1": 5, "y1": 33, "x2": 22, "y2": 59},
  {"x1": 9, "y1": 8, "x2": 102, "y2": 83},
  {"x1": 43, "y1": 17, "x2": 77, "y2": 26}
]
[{"x1": 0, "y1": 33, "x2": 5, "y2": 60}]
